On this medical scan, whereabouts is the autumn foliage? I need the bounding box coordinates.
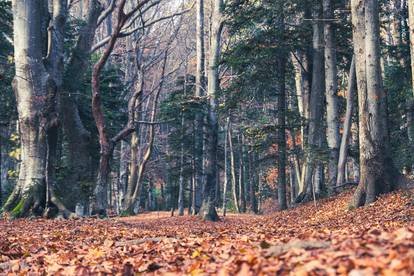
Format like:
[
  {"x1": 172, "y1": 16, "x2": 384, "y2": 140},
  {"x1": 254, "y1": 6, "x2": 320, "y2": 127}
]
[{"x1": 1, "y1": 189, "x2": 413, "y2": 275}]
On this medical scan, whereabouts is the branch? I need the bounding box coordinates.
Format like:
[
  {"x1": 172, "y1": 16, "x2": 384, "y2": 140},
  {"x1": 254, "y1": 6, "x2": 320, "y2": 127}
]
[
  {"x1": 91, "y1": 5, "x2": 192, "y2": 53},
  {"x1": 137, "y1": 120, "x2": 174, "y2": 125},
  {"x1": 96, "y1": 0, "x2": 116, "y2": 26}
]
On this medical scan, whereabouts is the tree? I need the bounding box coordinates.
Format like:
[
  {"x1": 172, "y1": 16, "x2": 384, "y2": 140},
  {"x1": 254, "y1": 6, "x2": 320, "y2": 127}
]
[
  {"x1": 349, "y1": 0, "x2": 398, "y2": 208},
  {"x1": 301, "y1": 1, "x2": 325, "y2": 202},
  {"x1": 198, "y1": 0, "x2": 224, "y2": 221},
  {"x1": 337, "y1": 57, "x2": 356, "y2": 186},
  {"x1": 323, "y1": 0, "x2": 340, "y2": 190},
  {"x1": 193, "y1": 0, "x2": 206, "y2": 215},
  {"x1": 60, "y1": 0, "x2": 103, "y2": 209},
  {"x1": 4, "y1": 0, "x2": 69, "y2": 217}
]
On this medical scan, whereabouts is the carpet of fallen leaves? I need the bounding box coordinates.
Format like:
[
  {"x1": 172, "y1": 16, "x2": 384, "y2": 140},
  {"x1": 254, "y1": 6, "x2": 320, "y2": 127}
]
[{"x1": 1, "y1": 189, "x2": 414, "y2": 275}]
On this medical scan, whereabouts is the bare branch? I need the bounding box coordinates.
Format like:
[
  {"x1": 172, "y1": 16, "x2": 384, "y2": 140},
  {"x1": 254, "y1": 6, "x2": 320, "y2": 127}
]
[
  {"x1": 91, "y1": 4, "x2": 192, "y2": 53},
  {"x1": 96, "y1": 0, "x2": 116, "y2": 26}
]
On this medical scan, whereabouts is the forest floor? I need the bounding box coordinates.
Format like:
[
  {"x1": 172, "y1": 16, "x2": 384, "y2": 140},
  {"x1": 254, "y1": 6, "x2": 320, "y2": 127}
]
[{"x1": 0, "y1": 189, "x2": 413, "y2": 275}]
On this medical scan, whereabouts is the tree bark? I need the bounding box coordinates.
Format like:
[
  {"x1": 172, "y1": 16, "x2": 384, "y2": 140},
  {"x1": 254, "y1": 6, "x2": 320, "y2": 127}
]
[
  {"x1": 193, "y1": 0, "x2": 206, "y2": 215},
  {"x1": 350, "y1": 0, "x2": 398, "y2": 208},
  {"x1": 199, "y1": 0, "x2": 222, "y2": 221},
  {"x1": 91, "y1": 0, "x2": 128, "y2": 216},
  {"x1": 61, "y1": 0, "x2": 101, "y2": 210},
  {"x1": 222, "y1": 117, "x2": 230, "y2": 216},
  {"x1": 300, "y1": 2, "x2": 325, "y2": 202},
  {"x1": 124, "y1": 50, "x2": 169, "y2": 214},
  {"x1": 4, "y1": 0, "x2": 51, "y2": 217},
  {"x1": 337, "y1": 56, "x2": 356, "y2": 185},
  {"x1": 277, "y1": 52, "x2": 287, "y2": 210},
  {"x1": 228, "y1": 120, "x2": 240, "y2": 212},
  {"x1": 238, "y1": 134, "x2": 246, "y2": 212},
  {"x1": 178, "y1": 91, "x2": 186, "y2": 216},
  {"x1": 248, "y1": 150, "x2": 257, "y2": 213},
  {"x1": 323, "y1": 0, "x2": 340, "y2": 191}
]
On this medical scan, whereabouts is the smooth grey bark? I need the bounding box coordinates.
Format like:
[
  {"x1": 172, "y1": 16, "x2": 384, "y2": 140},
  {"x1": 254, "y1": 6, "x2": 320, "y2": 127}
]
[
  {"x1": 300, "y1": 2, "x2": 325, "y2": 202},
  {"x1": 222, "y1": 117, "x2": 230, "y2": 216},
  {"x1": 199, "y1": 0, "x2": 222, "y2": 221},
  {"x1": 4, "y1": 0, "x2": 51, "y2": 217},
  {"x1": 228, "y1": 120, "x2": 240, "y2": 212},
  {"x1": 178, "y1": 79, "x2": 187, "y2": 216},
  {"x1": 337, "y1": 57, "x2": 356, "y2": 185},
  {"x1": 193, "y1": 0, "x2": 206, "y2": 215},
  {"x1": 177, "y1": 123, "x2": 185, "y2": 215},
  {"x1": 118, "y1": 140, "x2": 129, "y2": 210},
  {"x1": 248, "y1": 150, "x2": 257, "y2": 213},
  {"x1": 238, "y1": 134, "x2": 246, "y2": 212},
  {"x1": 350, "y1": 0, "x2": 397, "y2": 208},
  {"x1": 323, "y1": 0, "x2": 340, "y2": 190}
]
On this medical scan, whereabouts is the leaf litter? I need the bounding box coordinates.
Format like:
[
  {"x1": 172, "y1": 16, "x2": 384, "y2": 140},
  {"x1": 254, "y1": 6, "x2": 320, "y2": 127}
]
[{"x1": 0, "y1": 189, "x2": 413, "y2": 275}]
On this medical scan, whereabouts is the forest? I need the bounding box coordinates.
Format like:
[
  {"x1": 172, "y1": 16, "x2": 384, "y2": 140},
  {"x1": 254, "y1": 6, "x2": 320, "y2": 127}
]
[{"x1": 0, "y1": 0, "x2": 413, "y2": 274}]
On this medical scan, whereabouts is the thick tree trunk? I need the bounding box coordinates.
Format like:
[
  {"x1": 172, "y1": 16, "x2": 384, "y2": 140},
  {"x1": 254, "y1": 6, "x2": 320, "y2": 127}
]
[
  {"x1": 61, "y1": 0, "x2": 101, "y2": 209},
  {"x1": 337, "y1": 57, "x2": 356, "y2": 185},
  {"x1": 4, "y1": 0, "x2": 50, "y2": 217},
  {"x1": 350, "y1": 0, "x2": 398, "y2": 208},
  {"x1": 323, "y1": 0, "x2": 340, "y2": 191}
]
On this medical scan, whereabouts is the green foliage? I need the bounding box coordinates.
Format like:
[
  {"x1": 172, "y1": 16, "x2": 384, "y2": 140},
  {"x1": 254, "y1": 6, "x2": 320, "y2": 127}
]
[
  {"x1": 384, "y1": 60, "x2": 413, "y2": 170},
  {"x1": 159, "y1": 75, "x2": 201, "y2": 183},
  {"x1": 0, "y1": 0, "x2": 16, "y2": 124}
]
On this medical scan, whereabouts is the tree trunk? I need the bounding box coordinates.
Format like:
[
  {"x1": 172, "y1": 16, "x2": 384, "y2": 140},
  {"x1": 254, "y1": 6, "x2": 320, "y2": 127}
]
[
  {"x1": 118, "y1": 140, "x2": 129, "y2": 211},
  {"x1": 61, "y1": 0, "x2": 101, "y2": 208},
  {"x1": 193, "y1": 0, "x2": 206, "y2": 215},
  {"x1": 124, "y1": 50, "x2": 168, "y2": 214},
  {"x1": 337, "y1": 56, "x2": 356, "y2": 185},
  {"x1": 300, "y1": 2, "x2": 325, "y2": 202},
  {"x1": 248, "y1": 150, "x2": 257, "y2": 213},
  {"x1": 277, "y1": 52, "x2": 288, "y2": 210},
  {"x1": 323, "y1": 0, "x2": 340, "y2": 191},
  {"x1": 90, "y1": 0, "x2": 128, "y2": 216},
  {"x1": 238, "y1": 134, "x2": 246, "y2": 212},
  {"x1": 178, "y1": 114, "x2": 185, "y2": 216},
  {"x1": 222, "y1": 117, "x2": 230, "y2": 216},
  {"x1": 228, "y1": 121, "x2": 240, "y2": 212},
  {"x1": 200, "y1": 0, "x2": 222, "y2": 221},
  {"x1": 4, "y1": 0, "x2": 50, "y2": 217},
  {"x1": 350, "y1": 0, "x2": 398, "y2": 208}
]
